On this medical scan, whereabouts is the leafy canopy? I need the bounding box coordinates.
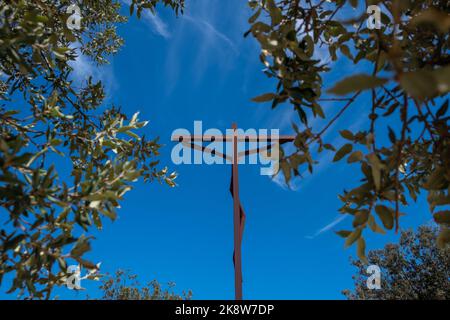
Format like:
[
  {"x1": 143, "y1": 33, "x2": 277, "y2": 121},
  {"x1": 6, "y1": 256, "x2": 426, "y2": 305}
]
[
  {"x1": 343, "y1": 226, "x2": 449, "y2": 300},
  {"x1": 0, "y1": 0, "x2": 183, "y2": 298},
  {"x1": 247, "y1": 0, "x2": 450, "y2": 259}
]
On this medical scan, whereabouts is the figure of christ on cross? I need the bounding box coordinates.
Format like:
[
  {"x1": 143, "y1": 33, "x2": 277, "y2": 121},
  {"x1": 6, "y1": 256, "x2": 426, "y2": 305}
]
[{"x1": 171, "y1": 123, "x2": 295, "y2": 300}]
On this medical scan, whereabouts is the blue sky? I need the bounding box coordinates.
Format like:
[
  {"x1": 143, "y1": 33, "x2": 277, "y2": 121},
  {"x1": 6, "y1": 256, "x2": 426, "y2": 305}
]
[{"x1": 1, "y1": 0, "x2": 433, "y2": 299}]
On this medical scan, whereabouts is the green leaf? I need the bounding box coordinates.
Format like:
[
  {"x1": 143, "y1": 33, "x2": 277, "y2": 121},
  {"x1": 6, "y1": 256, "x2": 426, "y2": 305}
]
[
  {"x1": 129, "y1": 3, "x2": 135, "y2": 16},
  {"x1": 327, "y1": 74, "x2": 388, "y2": 96},
  {"x1": 85, "y1": 193, "x2": 107, "y2": 201},
  {"x1": 99, "y1": 208, "x2": 117, "y2": 221},
  {"x1": 117, "y1": 126, "x2": 134, "y2": 133},
  {"x1": 368, "y1": 214, "x2": 386, "y2": 234},
  {"x1": 312, "y1": 102, "x2": 325, "y2": 118},
  {"x1": 304, "y1": 35, "x2": 314, "y2": 57},
  {"x1": 423, "y1": 167, "x2": 447, "y2": 190},
  {"x1": 433, "y1": 211, "x2": 450, "y2": 225},
  {"x1": 250, "y1": 21, "x2": 272, "y2": 34},
  {"x1": 336, "y1": 230, "x2": 352, "y2": 238},
  {"x1": 388, "y1": 126, "x2": 396, "y2": 143},
  {"x1": 280, "y1": 161, "x2": 291, "y2": 184},
  {"x1": 75, "y1": 258, "x2": 97, "y2": 270},
  {"x1": 345, "y1": 227, "x2": 362, "y2": 247},
  {"x1": 57, "y1": 257, "x2": 67, "y2": 271},
  {"x1": 248, "y1": 8, "x2": 262, "y2": 23},
  {"x1": 50, "y1": 138, "x2": 62, "y2": 146},
  {"x1": 410, "y1": 8, "x2": 450, "y2": 33},
  {"x1": 333, "y1": 143, "x2": 353, "y2": 162},
  {"x1": 375, "y1": 205, "x2": 394, "y2": 230},
  {"x1": 251, "y1": 93, "x2": 277, "y2": 102},
  {"x1": 383, "y1": 102, "x2": 399, "y2": 116},
  {"x1": 340, "y1": 130, "x2": 354, "y2": 140},
  {"x1": 357, "y1": 237, "x2": 368, "y2": 264},
  {"x1": 434, "y1": 65, "x2": 450, "y2": 95},
  {"x1": 123, "y1": 131, "x2": 140, "y2": 140},
  {"x1": 367, "y1": 153, "x2": 383, "y2": 191},
  {"x1": 437, "y1": 227, "x2": 450, "y2": 248},
  {"x1": 347, "y1": 151, "x2": 363, "y2": 163},
  {"x1": 340, "y1": 44, "x2": 352, "y2": 60},
  {"x1": 399, "y1": 70, "x2": 437, "y2": 100},
  {"x1": 267, "y1": 0, "x2": 282, "y2": 25},
  {"x1": 399, "y1": 66, "x2": 450, "y2": 99},
  {"x1": 70, "y1": 236, "x2": 91, "y2": 257},
  {"x1": 4, "y1": 234, "x2": 26, "y2": 250},
  {"x1": 353, "y1": 210, "x2": 369, "y2": 227},
  {"x1": 349, "y1": 0, "x2": 358, "y2": 8}
]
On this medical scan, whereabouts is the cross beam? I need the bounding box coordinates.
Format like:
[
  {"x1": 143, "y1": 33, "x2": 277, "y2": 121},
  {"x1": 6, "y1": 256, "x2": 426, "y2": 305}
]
[
  {"x1": 171, "y1": 124, "x2": 295, "y2": 300},
  {"x1": 175, "y1": 135, "x2": 296, "y2": 143}
]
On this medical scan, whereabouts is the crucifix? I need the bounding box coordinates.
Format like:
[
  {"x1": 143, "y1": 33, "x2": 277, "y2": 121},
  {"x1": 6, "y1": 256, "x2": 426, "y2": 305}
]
[{"x1": 171, "y1": 123, "x2": 295, "y2": 300}]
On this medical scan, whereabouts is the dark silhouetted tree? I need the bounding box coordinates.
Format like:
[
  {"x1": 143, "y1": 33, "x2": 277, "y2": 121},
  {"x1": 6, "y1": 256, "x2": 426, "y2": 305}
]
[
  {"x1": 99, "y1": 269, "x2": 192, "y2": 300},
  {"x1": 343, "y1": 225, "x2": 450, "y2": 299}
]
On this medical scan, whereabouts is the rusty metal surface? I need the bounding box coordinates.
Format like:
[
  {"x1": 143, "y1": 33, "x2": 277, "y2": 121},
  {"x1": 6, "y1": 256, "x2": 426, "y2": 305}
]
[{"x1": 231, "y1": 124, "x2": 243, "y2": 300}]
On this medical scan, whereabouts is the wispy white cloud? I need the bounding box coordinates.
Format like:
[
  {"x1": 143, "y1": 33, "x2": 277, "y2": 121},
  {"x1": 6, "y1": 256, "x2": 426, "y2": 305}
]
[
  {"x1": 183, "y1": 15, "x2": 238, "y2": 54},
  {"x1": 162, "y1": 4, "x2": 240, "y2": 93},
  {"x1": 142, "y1": 9, "x2": 171, "y2": 38},
  {"x1": 121, "y1": 0, "x2": 171, "y2": 38},
  {"x1": 271, "y1": 172, "x2": 302, "y2": 191},
  {"x1": 123, "y1": 0, "x2": 239, "y2": 43},
  {"x1": 305, "y1": 214, "x2": 347, "y2": 239}
]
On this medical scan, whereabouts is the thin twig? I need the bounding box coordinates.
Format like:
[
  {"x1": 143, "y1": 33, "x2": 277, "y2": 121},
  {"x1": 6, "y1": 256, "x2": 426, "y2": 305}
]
[{"x1": 311, "y1": 91, "x2": 361, "y2": 143}]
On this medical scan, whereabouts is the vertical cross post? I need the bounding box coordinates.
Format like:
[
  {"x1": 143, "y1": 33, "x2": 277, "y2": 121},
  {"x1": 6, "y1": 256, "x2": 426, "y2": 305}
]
[{"x1": 231, "y1": 123, "x2": 243, "y2": 300}]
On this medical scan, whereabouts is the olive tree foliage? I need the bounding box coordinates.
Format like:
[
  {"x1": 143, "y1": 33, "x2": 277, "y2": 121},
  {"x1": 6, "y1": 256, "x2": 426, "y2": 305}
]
[
  {"x1": 247, "y1": 0, "x2": 450, "y2": 260},
  {"x1": 343, "y1": 226, "x2": 450, "y2": 299},
  {"x1": 99, "y1": 269, "x2": 192, "y2": 300},
  {"x1": 0, "y1": 0, "x2": 184, "y2": 298}
]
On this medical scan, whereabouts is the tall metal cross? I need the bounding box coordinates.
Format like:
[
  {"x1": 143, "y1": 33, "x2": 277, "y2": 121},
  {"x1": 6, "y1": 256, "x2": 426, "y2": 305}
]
[{"x1": 172, "y1": 123, "x2": 295, "y2": 300}]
